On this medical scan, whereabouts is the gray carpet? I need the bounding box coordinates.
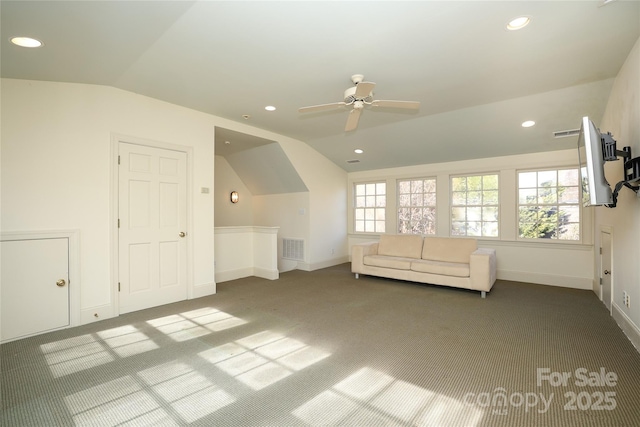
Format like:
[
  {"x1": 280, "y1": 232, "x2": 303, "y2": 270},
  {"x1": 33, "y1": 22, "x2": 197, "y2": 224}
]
[{"x1": 2, "y1": 263, "x2": 640, "y2": 426}]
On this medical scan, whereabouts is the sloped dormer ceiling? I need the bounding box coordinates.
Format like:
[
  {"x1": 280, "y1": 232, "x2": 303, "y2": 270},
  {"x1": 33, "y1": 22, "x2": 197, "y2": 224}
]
[{"x1": 215, "y1": 127, "x2": 308, "y2": 196}]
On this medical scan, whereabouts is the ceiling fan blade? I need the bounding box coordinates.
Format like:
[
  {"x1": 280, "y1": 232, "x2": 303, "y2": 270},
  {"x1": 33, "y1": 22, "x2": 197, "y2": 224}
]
[
  {"x1": 355, "y1": 81, "x2": 376, "y2": 98},
  {"x1": 345, "y1": 108, "x2": 362, "y2": 132},
  {"x1": 371, "y1": 100, "x2": 420, "y2": 109},
  {"x1": 299, "y1": 102, "x2": 347, "y2": 113}
]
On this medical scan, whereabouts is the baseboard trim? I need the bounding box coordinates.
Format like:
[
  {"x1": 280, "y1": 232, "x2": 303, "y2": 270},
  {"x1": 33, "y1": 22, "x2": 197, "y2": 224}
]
[
  {"x1": 497, "y1": 269, "x2": 592, "y2": 290},
  {"x1": 612, "y1": 302, "x2": 640, "y2": 353},
  {"x1": 192, "y1": 281, "x2": 217, "y2": 298},
  {"x1": 215, "y1": 268, "x2": 278, "y2": 283},
  {"x1": 307, "y1": 256, "x2": 350, "y2": 272}
]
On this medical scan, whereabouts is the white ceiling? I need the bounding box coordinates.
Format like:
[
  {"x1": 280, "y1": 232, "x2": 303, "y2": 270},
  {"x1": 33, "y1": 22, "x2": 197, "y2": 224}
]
[{"x1": 2, "y1": 1, "x2": 639, "y2": 172}]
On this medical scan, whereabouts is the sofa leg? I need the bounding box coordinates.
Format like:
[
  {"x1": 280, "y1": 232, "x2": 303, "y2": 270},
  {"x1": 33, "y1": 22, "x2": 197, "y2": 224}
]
[
  {"x1": 355, "y1": 273, "x2": 359, "y2": 279},
  {"x1": 481, "y1": 291, "x2": 486, "y2": 299}
]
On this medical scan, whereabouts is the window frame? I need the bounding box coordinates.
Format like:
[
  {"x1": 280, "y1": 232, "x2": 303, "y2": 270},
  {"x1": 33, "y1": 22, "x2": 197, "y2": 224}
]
[
  {"x1": 353, "y1": 181, "x2": 387, "y2": 234},
  {"x1": 516, "y1": 167, "x2": 582, "y2": 243},
  {"x1": 449, "y1": 173, "x2": 500, "y2": 238},
  {"x1": 396, "y1": 177, "x2": 437, "y2": 236}
]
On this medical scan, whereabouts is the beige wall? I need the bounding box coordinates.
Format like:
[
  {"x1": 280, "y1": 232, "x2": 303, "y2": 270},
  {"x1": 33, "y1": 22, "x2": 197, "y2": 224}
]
[
  {"x1": 214, "y1": 155, "x2": 253, "y2": 226},
  {"x1": 348, "y1": 149, "x2": 596, "y2": 289},
  {"x1": 598, "y1": 36, "x2": 640, "y2": 343},
  {"x1": 1, "y1": 78, "x2": 217, "y2": 321}
]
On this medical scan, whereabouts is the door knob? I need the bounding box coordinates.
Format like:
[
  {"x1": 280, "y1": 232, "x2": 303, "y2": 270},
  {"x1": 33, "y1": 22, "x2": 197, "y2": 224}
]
[
  {"x1": 56, "y1": 279, "x2": 66, "y2": 287},
  {"x1": 604, "y1": 270, "x2": 611, "y2": 275},
  {"x1": 179, "y1": 232, "x2": 186, "y2": 238}
]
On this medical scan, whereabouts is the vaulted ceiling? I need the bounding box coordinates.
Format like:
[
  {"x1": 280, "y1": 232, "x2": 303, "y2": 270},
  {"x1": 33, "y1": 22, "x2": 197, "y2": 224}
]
[{"x1": 2, "y1": 1, "x2": 639, "y2": 172}]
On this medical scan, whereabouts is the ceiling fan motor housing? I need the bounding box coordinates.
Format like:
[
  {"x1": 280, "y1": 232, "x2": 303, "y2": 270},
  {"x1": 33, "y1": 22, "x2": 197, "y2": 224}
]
[{"x1": 344, "y1": 86, "x2": 373, "y2": 105}]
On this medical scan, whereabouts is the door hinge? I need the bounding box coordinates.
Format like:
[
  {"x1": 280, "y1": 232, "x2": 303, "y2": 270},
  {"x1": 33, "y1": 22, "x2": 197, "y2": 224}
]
[
  {"x1": 118, "y1": 282, "x2": 121, "y2": 292},
  {"x1": 118, "y1": 219, "x2": 120, "y2": 228},
  {"x1": 118, "y1": 155, "x2": 121, "y2": 165},
  {"x1": 600, "y1": 277, "x2": 603, "y2": 285},
  {"x1": 600, "y1": 247, "x2": 603, "y2": 255}
]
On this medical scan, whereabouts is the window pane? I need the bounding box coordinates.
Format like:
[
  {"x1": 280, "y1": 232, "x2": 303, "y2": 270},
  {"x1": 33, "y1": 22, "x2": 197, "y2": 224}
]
[
  {"x1": 467, "y1": 176, "x2": 482, "y2": 191},
  {"x1": 483, "y1": 175, "x2": 499, "y2": 189},
  {"x1": 452, "y1": 207, "x2": 466, "y2": 221},
  {"x1": 399, "y1": 194, "x2": 410, "y2": 207},
  {"x1": 399, "y1": 208, "x2": 410, "y2": 221},
  {"x1": 365, "y1": 195, "x2": 375, "y2": 207},
  {"x1": 376, "y1": 196, "x2": 386, "y2": 208},
  {"x1": 538, "y1": 187, "x2": 557, "y2": 204},
  {"x1": 517, "y1": 168, "x2": 580, "y2": 241},
  {"x1": 483, "y1": 190, "x2": 499, "y2": 204},
  {"x1": 366, "y1": 183, "x2": 376, "y2": 194},
  {"x1": 538, "y1": 170, "x2": 557, "y2": 187},
  {"x1": 412, "y1": 180, "x2": 424, "y2": 193},
  {"x1": 519, "y1": 189, "x2": 537, "y2": 204},
  {"x1": 558, "y1": 186, "x2": 579, "y2": 204},
  {"x1": 424, "y1": 179, "x2": 436, "y2": 192},
  {"x1": 398, "y1": 181, "x2": 410, "y2": 193},
  {"x1": 483, "y1": 207, "x2": 499, "y2": 221},
  {"x1": 356, "y1": 196, "x2": 366, "y2": 207},
  {"x1": 424, "y1": 193, "x2": 436, "y2": 205},
  {"x1": 558, "y1": 169, "x2": 579, "y2": 186},
  {"x1": 519, "y1": 172, "x2": 537, "y2": 188},
  {"x1": 365, "y1": 208, "x2": 374, "y2": 220},
  {"x1": 467, "y1": 222, "x2": 482, "y2": 236},
  {"x1": 452, "y1": 192, "x2": 466, "y2": 205},
  {"x1": 376, "y1": 183, "x2": 386, "y2": 194},
  {"x1": 375, "y1": 208, "x2": 385, "y2": 221},
  {"x1": 365, "y1": 221, "x2": 374, "y2": 232},
  {"x1": 451, "y1": 222, "x2": 466, "y2": 236},
  {"x1": 376, "y1": 221, "x2": 385, "y2": 233},
  {"x1": 356, "y1": 184, "x2": 366, "y2": 196},
  {"x1": 467, "y1": 207, "x2": 482, "y2": 221},
  {"x1": 483, "y1": 222, "x2": 499, "y2": 237},
  {"x1": 411, "y1": 194, "x2": 423, "y2": 206},
  {"x1": 452, "y1": 177, "x2": 466, "y2": 191},
  {"x1": 355, "y1": 221, "x2": 365, "y2": 232}
]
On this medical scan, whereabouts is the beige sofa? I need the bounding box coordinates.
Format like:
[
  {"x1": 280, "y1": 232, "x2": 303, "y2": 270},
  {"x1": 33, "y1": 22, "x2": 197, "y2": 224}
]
[{"x1": 351, "y1": 235, "x2": 497, "y2": 298}]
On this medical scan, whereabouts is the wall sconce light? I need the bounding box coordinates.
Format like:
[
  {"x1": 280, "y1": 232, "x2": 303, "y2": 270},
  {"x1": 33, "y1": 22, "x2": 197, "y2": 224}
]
[{"x1": 230, "y1": 191, "x2": 239, "y2": 203}]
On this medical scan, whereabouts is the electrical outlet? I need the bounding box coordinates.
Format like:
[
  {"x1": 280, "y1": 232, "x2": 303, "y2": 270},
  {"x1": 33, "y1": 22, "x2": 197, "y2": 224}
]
[{"x1": 622, "y1": 291, "x2": 631, "y2": 308}]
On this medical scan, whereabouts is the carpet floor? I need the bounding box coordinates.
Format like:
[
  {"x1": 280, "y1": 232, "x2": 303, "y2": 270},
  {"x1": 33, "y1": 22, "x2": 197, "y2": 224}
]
[{"x1": 2, "y1": 263, "x2": 640, "y2": 426}]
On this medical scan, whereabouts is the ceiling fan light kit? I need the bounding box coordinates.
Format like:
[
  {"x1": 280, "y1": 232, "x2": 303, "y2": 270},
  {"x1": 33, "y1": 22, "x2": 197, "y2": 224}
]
[{"x1": 299, "y1": 74, "x2": 420, "y2": 132}]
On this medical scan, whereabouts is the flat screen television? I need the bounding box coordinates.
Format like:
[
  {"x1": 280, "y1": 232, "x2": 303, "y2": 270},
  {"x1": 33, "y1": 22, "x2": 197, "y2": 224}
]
[{"x1": 577, "y1": 116, "x2": 613, "y2": 206}]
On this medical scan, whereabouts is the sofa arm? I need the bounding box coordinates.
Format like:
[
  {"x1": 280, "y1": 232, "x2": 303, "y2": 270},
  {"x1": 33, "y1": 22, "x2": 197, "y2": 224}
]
[
  {"x1": 469, "y1": 248, "x2": 497, "y2": 292},
  {"x1": 351, "y1": 242, "x2": 379, "y2": 273}
]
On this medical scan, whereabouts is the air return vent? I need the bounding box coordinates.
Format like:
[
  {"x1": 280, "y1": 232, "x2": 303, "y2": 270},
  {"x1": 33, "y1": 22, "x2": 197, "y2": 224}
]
[
  {"x1": 346, "y1": 159, "x2": 360, "y2": 164},
  {"x1": 553, "y1": 129, "x2": 580, "y2": 138},
  {"x1": 283, "y1": 238, "x2": 304, "y2": 261}
]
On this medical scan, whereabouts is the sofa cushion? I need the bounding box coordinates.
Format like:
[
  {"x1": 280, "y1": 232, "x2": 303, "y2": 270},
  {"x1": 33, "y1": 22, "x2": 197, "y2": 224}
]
[
  {"x1": 377, "y1": 234, "x2": 423, "y2": 259},
  {"x1": 421, "y1": 237, "x2": 477, "y2": 263},
  {"x1": 411, "y1": 259, "x2": 470, "y2": 277},
  {"x1": 364, "y1": 255, "x2": 413, "y2": 270}
]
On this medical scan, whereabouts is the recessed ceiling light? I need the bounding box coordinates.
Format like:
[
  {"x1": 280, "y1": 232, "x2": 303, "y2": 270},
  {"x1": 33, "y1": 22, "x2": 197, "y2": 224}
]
[
  {"x1": 354, "y1": 149, "x2": 364, "y2": 154},
  {"x1": 522, "y1": 120, "x2": 536, "y2": 128},
  {"x1": 265, "y1": 105, "x2": 276, "y2": 111},
  {"x1": 10, "y1": 36, "x2": 43, "y2": 48},
  {"x1": 506, "y1": 16, "x2": 531, "y2": 31}
]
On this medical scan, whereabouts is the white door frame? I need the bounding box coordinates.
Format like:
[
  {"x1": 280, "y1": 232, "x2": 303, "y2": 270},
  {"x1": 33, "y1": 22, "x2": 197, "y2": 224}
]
[
  {"x1": 1, "y1": 229, "x2": 80, "y2": 330},
  {"x1": 599, "y1": 225, "x2": 613, "y2": 313},
  {"x1": 110, "y1": 134, "x2": 194, "y2": 316}
]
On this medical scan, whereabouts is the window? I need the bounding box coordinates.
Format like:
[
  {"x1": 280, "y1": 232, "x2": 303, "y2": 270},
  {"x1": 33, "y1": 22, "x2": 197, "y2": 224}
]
[
  {"x1": 518, "y1": 169, "x2": 580, "y2": 240},
  {"x1": 354, "y1": 182, "x2": 386, "y2": 233},
  {"x1": 397, "y1": 178, "x2": 436, "y2": 235},
  {"x1": 451, "y1": 174, "x2": 499, "y2": 237}
]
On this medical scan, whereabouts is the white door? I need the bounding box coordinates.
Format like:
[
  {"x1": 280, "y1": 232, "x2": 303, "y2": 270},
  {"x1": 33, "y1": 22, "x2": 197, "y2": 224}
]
[
  {"x1": 601, "y1": 230, "x2": 612, "y2": 312},
  {"x1": 119, "y1": 142, "x2": 188, "y2": 314},
  {"x1": 1, "y1": 238, "x2": 69, "y2": 342}
]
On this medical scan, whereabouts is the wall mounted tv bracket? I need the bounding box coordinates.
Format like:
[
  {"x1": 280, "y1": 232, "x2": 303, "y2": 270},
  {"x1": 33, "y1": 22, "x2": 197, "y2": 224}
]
[{"x1": 602, "y1": 132, "x2": 640, "y2": 207}]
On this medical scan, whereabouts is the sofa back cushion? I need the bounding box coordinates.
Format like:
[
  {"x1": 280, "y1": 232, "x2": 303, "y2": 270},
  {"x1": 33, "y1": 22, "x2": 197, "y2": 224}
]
[
  {"x1": 421, "y1": 237, "x2": 477, "y2": 263},
  {"x1": 378, "y1": 234, "x2": 423, "y2": 259}
]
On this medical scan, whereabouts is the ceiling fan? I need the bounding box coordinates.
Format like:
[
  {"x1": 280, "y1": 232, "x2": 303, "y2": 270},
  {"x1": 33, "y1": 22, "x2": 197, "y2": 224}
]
[{"x1": 298, "y1": 74, "x2": 421, "y2": 132}]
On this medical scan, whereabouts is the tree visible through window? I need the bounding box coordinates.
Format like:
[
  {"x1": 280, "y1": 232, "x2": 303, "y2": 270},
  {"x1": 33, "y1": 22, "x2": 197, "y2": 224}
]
[
  {"x1": 398, "y1": 178, "x2": 436, "y2": 235},
  {"x1": 354, "y1": 182, "x2": 386, "y2": 233},
  {"x1": 518, "y1": 169, "x2": 580, "y2": 240},
  {"x1": 451, "y1": 174, "x2": 499, "y2": 237}
]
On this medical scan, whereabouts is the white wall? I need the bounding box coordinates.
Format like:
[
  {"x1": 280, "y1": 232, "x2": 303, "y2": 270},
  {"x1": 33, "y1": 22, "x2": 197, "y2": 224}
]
[
  {"x1": 1, "y1": 79, "x2": 218, "y2": 322},
  {"x1": 253, "y1": 192, "x2": 310, "y2": 272},
  {"x1": 348, "y1": 149, "x2": 595, "y2": 290},
  {"x1": 214, "y1": 155, "x2": 253, "y2": 226},
  {"x1": 597, "y1": 36, "x2": 640, "y2": 348}
]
